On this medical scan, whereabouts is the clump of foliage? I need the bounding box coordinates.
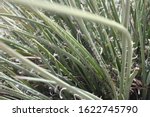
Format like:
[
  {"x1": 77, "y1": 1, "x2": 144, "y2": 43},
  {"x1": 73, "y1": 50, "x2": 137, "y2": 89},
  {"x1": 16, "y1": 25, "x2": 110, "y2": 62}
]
[{"x1": 0, "y1": 0, "x2": 150, "y2": 100}]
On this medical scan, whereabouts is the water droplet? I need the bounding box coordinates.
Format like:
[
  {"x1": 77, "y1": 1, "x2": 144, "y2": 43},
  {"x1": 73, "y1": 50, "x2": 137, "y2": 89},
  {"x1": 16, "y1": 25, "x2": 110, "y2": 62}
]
[
  {"x1": 16, "y1": 84, "x2": 19, "y2": 88},
  {"x1": 15, "y1": 59, "x2": 20, "y2": 63},
  {"x1": 30, "y1": 69, "x2": 34, "y2": 73},
  {"x1": 53, "y1": 53, "x2": 58, "y2": 57},
  {"x1": 18, "y1": 70, "x2": 24, "y2": 75}
]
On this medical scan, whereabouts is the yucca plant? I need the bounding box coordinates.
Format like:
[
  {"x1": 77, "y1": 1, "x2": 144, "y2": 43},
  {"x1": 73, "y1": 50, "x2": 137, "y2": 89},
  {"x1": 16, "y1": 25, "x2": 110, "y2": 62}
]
[{"x1": 0, "y1": 0, "x2": 149, "y2": 100}]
